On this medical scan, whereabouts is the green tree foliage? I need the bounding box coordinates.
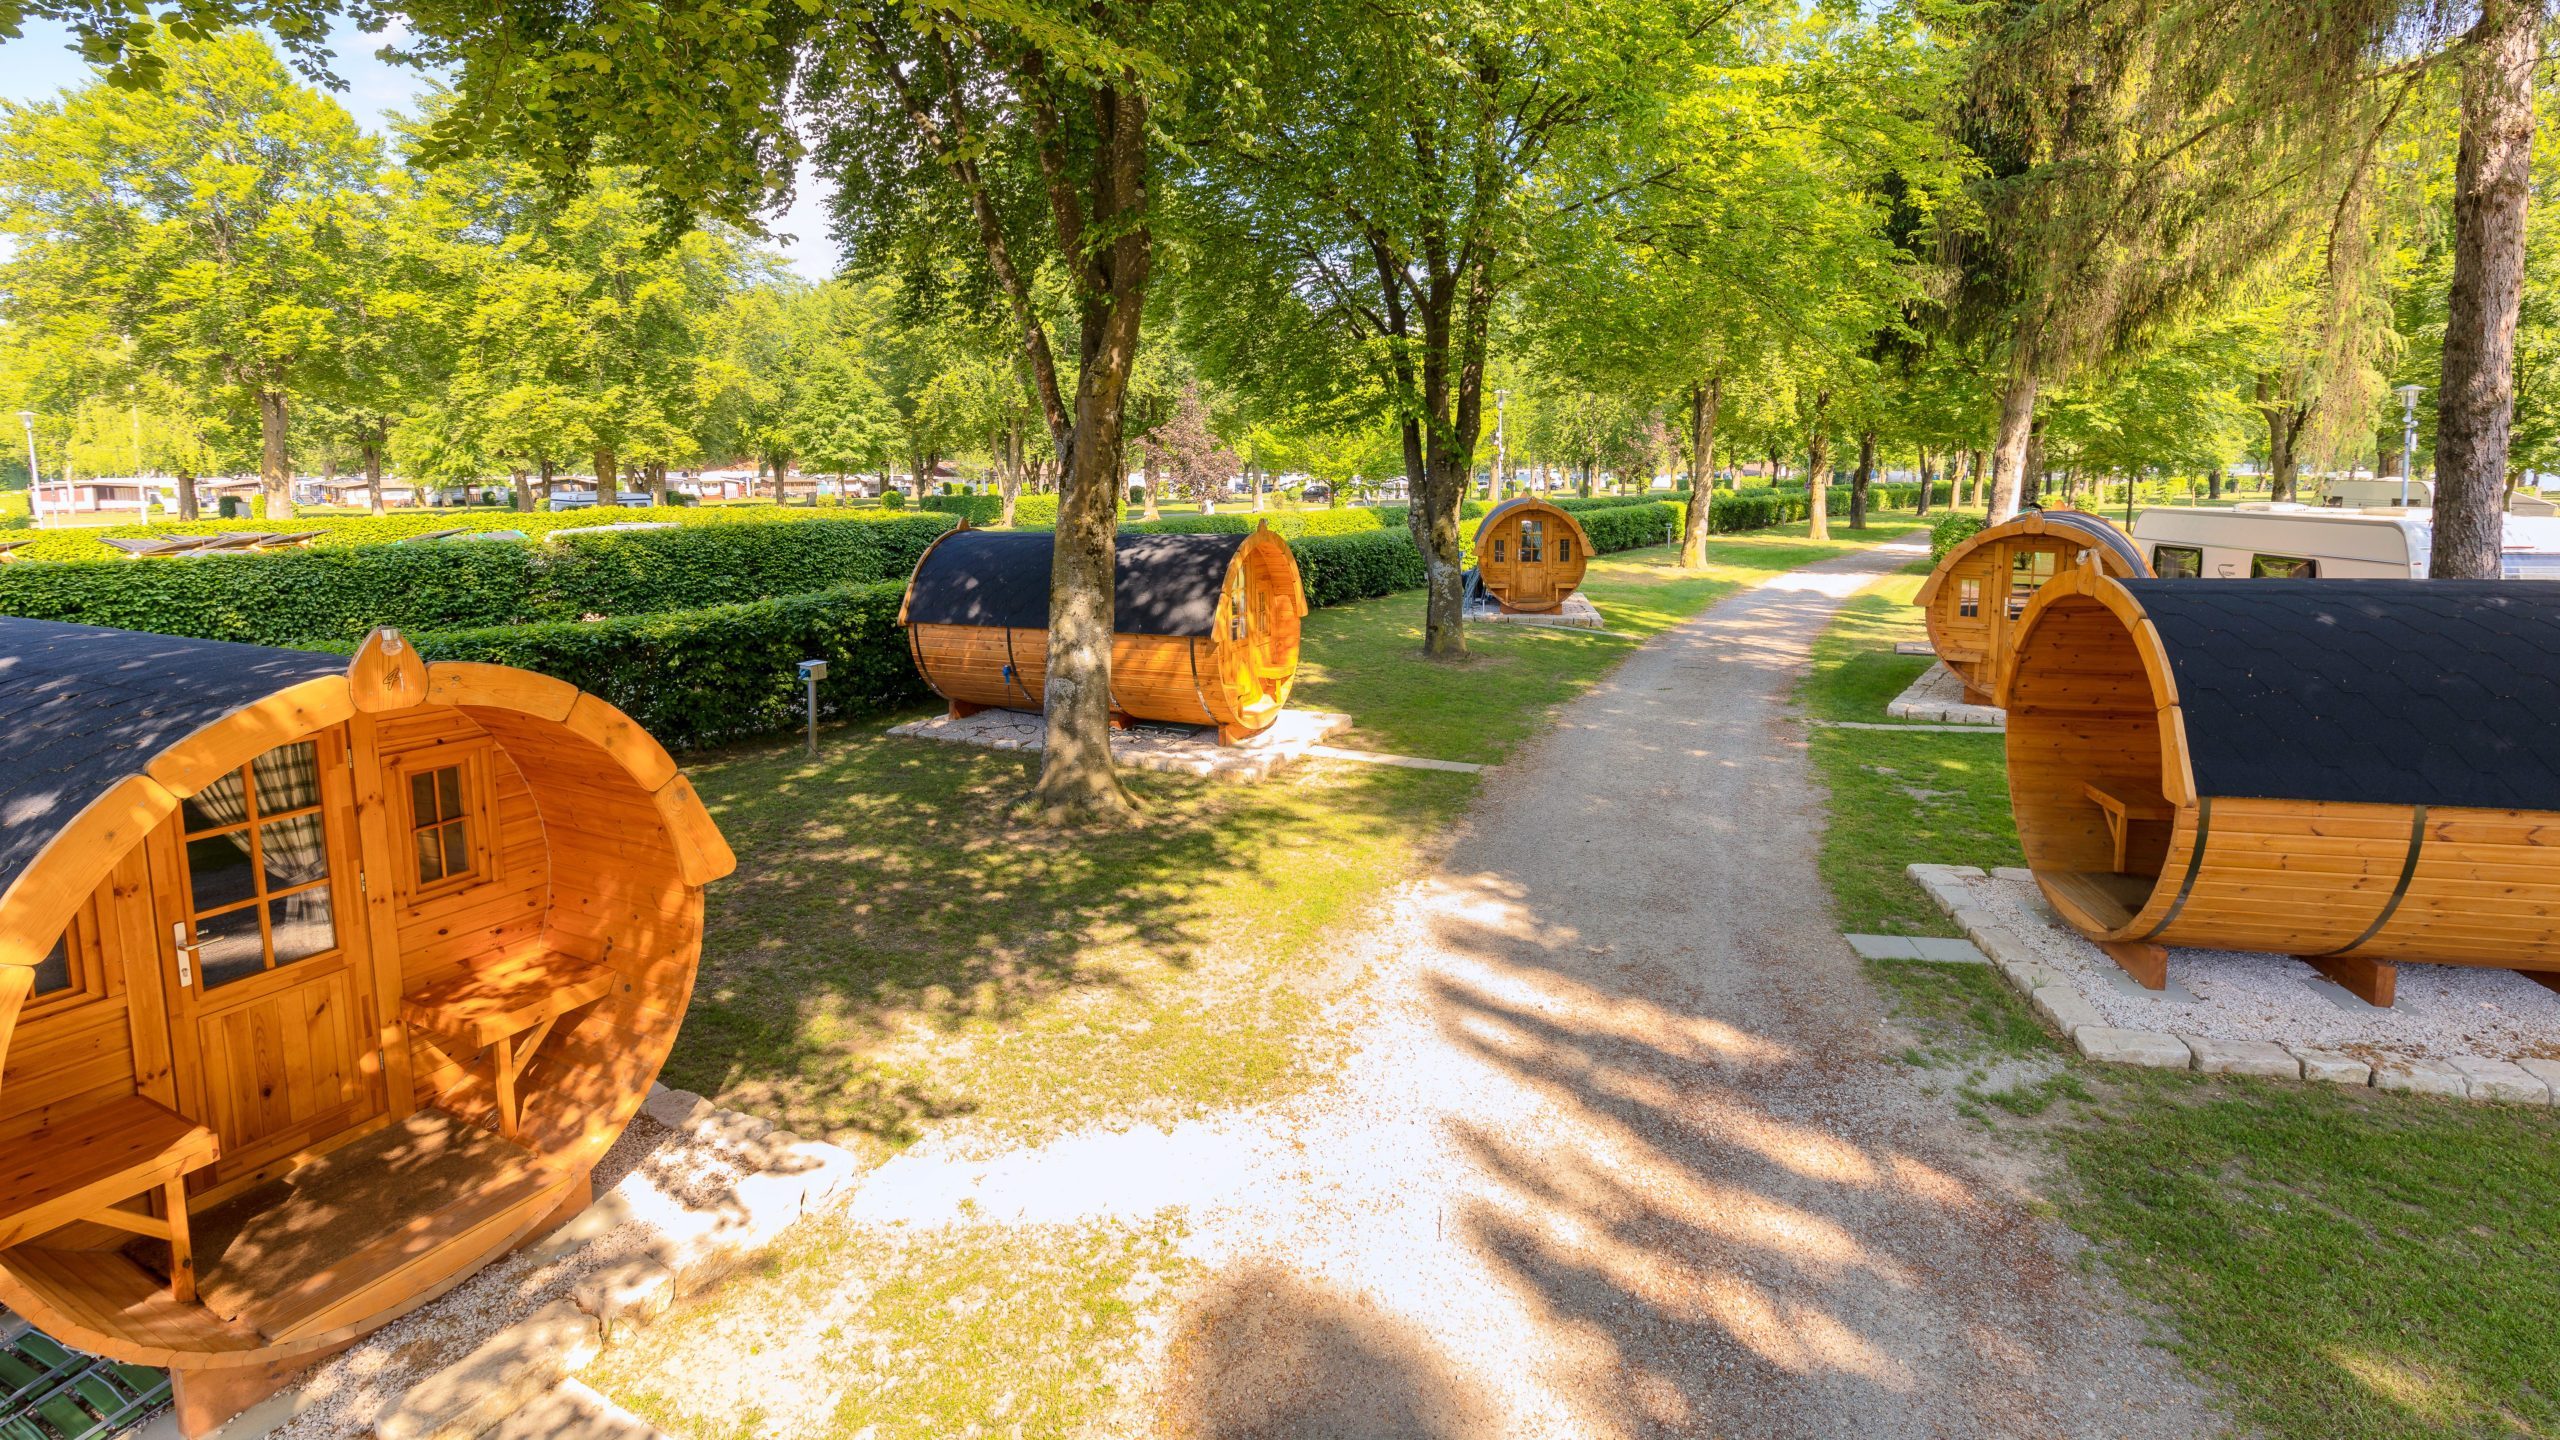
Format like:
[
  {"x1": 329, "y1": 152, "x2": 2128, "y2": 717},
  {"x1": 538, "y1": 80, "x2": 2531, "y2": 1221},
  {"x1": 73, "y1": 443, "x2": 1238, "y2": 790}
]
[{"x1": 0, "y1": 29, "x2": 383, "y2": 517}]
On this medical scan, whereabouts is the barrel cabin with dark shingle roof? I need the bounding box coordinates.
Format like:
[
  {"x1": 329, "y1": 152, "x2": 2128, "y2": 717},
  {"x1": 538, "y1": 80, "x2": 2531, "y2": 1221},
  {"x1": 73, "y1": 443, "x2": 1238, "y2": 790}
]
[
  {"x1": 2000, "y1": 565, "x2": 2560, "y2": 1005},
  {"x1": 0, "y1": 620, "x2": 731, "y2": 1436},
  {"x1": 899, "y1": 525, "x2": 1306, "y2": 744},
  {"x1": 1915, "y1": 510, "x2": 2151, "y2": 703}
]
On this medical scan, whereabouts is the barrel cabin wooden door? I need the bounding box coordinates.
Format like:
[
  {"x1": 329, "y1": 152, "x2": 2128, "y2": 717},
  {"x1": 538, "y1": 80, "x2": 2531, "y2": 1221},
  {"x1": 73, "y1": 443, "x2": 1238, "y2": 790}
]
[
  {"x1": 148, "y1": 730, "x2": 387, "y2": 1192},
  {"x1": 1510, "y1": 517, "x2": 1556, "y2": 608}
]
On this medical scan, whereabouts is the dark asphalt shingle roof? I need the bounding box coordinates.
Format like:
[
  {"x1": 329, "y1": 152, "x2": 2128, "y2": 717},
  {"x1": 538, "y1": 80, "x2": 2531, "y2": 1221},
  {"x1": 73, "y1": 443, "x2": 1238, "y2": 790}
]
[
  {"x1": 903, "y1": 530, "x2": 1248, "y2": 638},
  {"x1": 2034, "y1": 509, "x2": 2147, "y2": 575},
  {"x1": 2125, "y1": 580, "x2": 2560, "y2": 811},
  {"x1": 0, "y1": 618, "x2": 345, "y2": 900}
]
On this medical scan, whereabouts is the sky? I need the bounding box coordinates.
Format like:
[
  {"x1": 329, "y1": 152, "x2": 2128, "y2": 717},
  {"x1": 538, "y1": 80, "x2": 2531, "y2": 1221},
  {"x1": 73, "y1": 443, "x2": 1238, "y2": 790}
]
[{"x1": 0, "y1": 18, "x2": 841, "y2": 281}]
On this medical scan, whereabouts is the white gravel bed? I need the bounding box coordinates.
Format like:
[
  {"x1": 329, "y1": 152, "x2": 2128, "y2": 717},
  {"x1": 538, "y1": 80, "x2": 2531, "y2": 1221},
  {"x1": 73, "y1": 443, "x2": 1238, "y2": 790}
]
[
  {"x1": 266, "y1": 1111, "x2": 774, "y2": 1440},
  {"x1": 1956, "y1": 870, "x2": 2560, "y2": 1063}
]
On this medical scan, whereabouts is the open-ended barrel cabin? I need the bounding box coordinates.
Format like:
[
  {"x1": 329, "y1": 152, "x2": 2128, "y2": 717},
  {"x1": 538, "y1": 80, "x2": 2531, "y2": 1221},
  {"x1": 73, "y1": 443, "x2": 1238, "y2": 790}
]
[
  {"x1": 2000, "y1": 564, "x2": 2560, "y2": 1006},
  {"x1": 1470, "y1": 497, "x2": 1592, "y2": 614},
  {"x1": 0, "y1": 619, "x2": 732, "y2": 1434},
  {"x1": 901, "y1": 525, "x2": 1306, "y2": 744},
  {"x1": 1914, "y1": 509, "x2": 2149, "y2": 704}
]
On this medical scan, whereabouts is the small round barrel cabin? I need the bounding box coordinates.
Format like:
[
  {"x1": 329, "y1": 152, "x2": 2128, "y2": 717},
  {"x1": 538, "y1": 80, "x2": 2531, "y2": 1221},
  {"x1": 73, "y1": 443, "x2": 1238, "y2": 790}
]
[
  {"x1": 1471, "y1": 497, "x2": 1592, "y2": 614},
  {"x1": 1914, "y1": 509, "x2": 2149, "y2": 703},
  {"x1": 2000, "y1": 564, "x2": 2560, "y2": 1007},
  {"x1": 0, "y1": 619, "x2": 733, "y2": 1436},
  {"x1": 899, "y1": 526, "x2": 1307, "y2": 745}
]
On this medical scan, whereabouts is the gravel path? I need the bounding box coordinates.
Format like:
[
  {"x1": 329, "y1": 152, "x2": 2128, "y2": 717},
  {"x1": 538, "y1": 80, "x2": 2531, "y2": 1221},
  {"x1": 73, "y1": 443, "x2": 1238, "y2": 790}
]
[{"x1": 853, "y1": 536, "x2": 2227, "y2": 1438}]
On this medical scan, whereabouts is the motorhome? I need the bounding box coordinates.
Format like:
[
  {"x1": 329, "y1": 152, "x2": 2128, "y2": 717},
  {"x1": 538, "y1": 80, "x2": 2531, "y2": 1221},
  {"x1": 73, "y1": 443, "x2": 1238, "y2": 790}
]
[{"x1": 2130, "y1": 503, "x2": 2560, "y2": 580}]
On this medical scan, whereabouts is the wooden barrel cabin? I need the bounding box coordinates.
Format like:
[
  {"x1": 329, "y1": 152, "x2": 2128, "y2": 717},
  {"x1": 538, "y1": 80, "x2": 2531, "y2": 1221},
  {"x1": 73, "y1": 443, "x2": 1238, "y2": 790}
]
[
  {"x1": 899, "y1": 526, "x2": 1307, "y2": 744},
  {"x1": 1471, "y1": 497, "x2": 1592, "y2": 613},
  {"x1": 1914, "y1": 509, "x2": 2149, "y2": 703},
  {"x1": 1999, "y1": 565, "x2": 2560, "y2": 1005},
  {"x1": 0, "y1": 620, "x2": 733, "y2": 1435}
]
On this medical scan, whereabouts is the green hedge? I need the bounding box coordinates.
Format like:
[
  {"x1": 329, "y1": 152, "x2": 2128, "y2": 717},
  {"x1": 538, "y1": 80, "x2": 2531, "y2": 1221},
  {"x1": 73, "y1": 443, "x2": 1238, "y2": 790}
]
[
  {"x1": 415, "y1": 580, "x2": 927, "y2": 751},
  {"x1": 920, "y1": 493, "x2": 1063, "y2": 527},
  {"x1": 0, "y1": 512, "x2": 954, "y2": 645},
  {"x1": 1290, "y1": 530, "x2": 1429, "y2": 607},
  {"x1": 7, "y1": 501, "x2": 849, "y2": 564},
  {"x1": 1930, "y1": 512, "x2": 1987, "y2": 562}
]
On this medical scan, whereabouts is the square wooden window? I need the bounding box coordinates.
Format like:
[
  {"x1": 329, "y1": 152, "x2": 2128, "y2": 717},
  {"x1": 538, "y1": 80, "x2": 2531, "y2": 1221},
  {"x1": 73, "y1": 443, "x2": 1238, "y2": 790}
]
[
  {"x1": 25, "y1": 900, "x2": 108, "y2": 1018},
  {"x1": 1519, "y1": 520, "x2": 1544, "y2": 563},
  {"x1": 1557, "y1": 537, "x2": 1572, "y2": 562},
  {"x1": 1492, "y1": 538, "x2": 1505, "y2": 562},
  {"x1": 1957, "y1": 577, "x2": 1982, "y2": 618},
  {"x1": 390, "y1": 744, "x2": 498, "y2": 903}
]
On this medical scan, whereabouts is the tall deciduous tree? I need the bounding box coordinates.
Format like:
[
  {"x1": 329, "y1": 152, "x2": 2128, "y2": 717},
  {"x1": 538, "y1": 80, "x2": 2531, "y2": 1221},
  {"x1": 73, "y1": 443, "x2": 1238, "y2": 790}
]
[
  {"x1": 1179, "y1": 0, "x2": 1726, "y2": 656},
  {"x1": 0, "y1": 29, "x2": 381, "y2": 518}
]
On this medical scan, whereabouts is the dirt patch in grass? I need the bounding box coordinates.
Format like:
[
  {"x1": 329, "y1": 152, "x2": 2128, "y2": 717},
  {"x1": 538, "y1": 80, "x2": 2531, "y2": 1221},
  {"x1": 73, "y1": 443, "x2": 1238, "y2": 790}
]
[{"x1": 592, "y1": 1213, "x2": 1184, "y2": 1440}]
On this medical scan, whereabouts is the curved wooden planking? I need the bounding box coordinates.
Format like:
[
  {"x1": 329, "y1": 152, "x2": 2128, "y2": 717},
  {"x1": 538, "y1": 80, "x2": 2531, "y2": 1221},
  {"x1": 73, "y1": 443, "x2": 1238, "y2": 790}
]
[
  {"x1": 1920, "y1": 513, "x2": 2150, "y2": 702},
  {"x1": 651, "y1": 773, "x2": 738, "y2": 887},
  {"x1": 0, "y1": 637, "x2": 726, "y2": 1394},
  {"x1": 0, "y1": 774, "x2": 181, "y2": 973},
  {"x1": 144, "y1": 677, "x2": 353, "y2": 800},
  {"x1": 2005, "y1": 567, "x2": 2560, "y2": 974},
  {"x1": 1473, "y1": 498, "x2": 1592, "y2": 613},
  {"x1": 424, "y1": 661, "x2": 579, "y2": 723},
  {"x1": 347, "y1": 629, "x2": 429, "y2": 715},
  {"x1": 906, "y1": 526, "x2": 1307, "y2": 741},
  {"x1": 560, "y1": 693, "x2": 681, "y2": 794}
]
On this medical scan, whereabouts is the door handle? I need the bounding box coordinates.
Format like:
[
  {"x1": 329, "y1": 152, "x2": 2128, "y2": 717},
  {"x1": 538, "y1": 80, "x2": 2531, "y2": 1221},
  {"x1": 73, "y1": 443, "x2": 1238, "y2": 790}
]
[{"x1": 171, "y1": 922, "x2": 197, "y2": 988}]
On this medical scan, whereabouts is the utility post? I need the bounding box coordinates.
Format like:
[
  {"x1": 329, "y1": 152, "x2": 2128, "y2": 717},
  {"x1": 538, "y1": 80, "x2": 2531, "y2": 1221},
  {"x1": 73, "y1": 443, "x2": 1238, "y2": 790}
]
[
  {"x1": 2395, "y1": 384, "x2": 2423, "y2": 508},
  {"x1": 17, "y1": 411, "x2": 40, "y2": 525}
]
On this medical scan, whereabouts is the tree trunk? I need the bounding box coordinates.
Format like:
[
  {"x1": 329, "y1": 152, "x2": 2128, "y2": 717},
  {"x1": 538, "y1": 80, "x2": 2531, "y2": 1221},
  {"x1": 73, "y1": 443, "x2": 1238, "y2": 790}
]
[
  {"x1": 2433, "y1": 0, "x2": 2539, "y2": 578},
  {"x1": 174, "y1": 468, "x2": 199, "y2": 520},
  {"x1": 539, "y1": 458, "x2": 557, "y2": 510},
  {"x1": 2208, "y1": 463, "x2": 2222, "y2": 501},
  {"x1": 1806, "y1": 390, "x2": 1833, "y2": 541},
  {"x1": 512, "y1": 469, "x2": 532, "y2": 512},
  {"x1": 1251, "y1": 463, "x2": 1265, "y2": 513},
  {"x1": 1914, "y1": 449, "x2": 1932, "y2": 516},
  {"x1": 1679, "y1": 376, "x2": 1721, "y2": 568},
  {"x1": 1000, "y1": 417, "x2": 1024, "y2": 526},
  {"x1": 1850, "y1": 428, "x2": 1875, "y2": 530},
  {"x1": 1988, "y1": 359, "x2": 2037, "y2": 522},
  {"x1": 363, "y1": 428, "x2": 387, "y2": 516},
  {"x1": 648, "y1": 461, "x2": 670, "y2": 506},
  {"x1": 1031, "y1": 82, "x2": 1150, "y2": 823},
  {"x1": 589, "y1": 447, "x2": 615, "y2": 507},
  {"x1": 257, "y1": 389, "x2": 294, "y2": 519}
]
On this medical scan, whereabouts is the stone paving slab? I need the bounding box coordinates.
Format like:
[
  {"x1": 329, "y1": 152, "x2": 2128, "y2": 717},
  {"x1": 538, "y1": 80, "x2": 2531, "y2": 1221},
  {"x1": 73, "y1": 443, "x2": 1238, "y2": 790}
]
[
  {"x1": 1468, "y1": 592, "x2": 1606, "y2": 629},
  {"x1": 1906, "y1": 860, "x2": 2560, "y2": 1104},
  {"x1": 1885, "y1": 662, "x2": 2006, "y2": 727},
  {"x1": 889, "y1": 707, "x2": 1357, "y2": 782}
]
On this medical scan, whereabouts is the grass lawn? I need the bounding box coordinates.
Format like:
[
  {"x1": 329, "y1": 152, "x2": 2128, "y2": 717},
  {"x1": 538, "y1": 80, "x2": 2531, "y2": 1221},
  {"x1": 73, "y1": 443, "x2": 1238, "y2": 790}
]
[
  {"x1": 1802, "y1": 571, "x2": 2560, "y2": 1440},
  {"x1": 668, "y1": 516, "x2": 1928, "y2": 1165},
  {"x1": 591, "y1": 1214, "x2": 1184, "y2": 1440}
]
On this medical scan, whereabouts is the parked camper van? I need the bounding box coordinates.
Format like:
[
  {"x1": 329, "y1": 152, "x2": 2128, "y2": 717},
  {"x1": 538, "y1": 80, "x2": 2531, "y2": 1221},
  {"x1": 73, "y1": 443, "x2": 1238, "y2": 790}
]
[
  {"x1": 2319, "y1": 476, "x2": 2433, "y2": 508},
  {"x1": 2130, "y1": 503, "x2": 2560, "y2": 580}
]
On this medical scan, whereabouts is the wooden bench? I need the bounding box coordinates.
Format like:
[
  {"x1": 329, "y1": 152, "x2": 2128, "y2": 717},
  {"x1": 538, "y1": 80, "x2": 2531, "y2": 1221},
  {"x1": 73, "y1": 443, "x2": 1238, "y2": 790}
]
[
  {"x1": 402, "y1": 953, "x2": 618, "y2": 1140},
  {"x1": 2083, "y1": 780, "x2": 2175, "y2": 873},
  {"x1": 0, "y1": 1096, "x2": 219, "y2": 1302}
]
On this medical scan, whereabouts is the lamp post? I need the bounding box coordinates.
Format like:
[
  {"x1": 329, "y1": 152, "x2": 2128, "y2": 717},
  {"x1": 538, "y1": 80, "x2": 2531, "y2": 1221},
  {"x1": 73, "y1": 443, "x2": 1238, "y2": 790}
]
[
  {"x1": 2395, "y1": 384, "x2": 2423, "y2": 507},
  {"x1": 1491, "y1": 389, "x2": 1510, "y2": 503},
  {"x1": 17, "y1": 411, "x2": 39, "y2": 524}
]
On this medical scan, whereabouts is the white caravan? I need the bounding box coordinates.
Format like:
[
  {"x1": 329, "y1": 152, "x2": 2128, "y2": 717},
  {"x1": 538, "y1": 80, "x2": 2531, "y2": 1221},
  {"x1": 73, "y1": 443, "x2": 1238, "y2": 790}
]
[{"x1": 2130, "y1": 503, "x2": 2560, "y2": 580}]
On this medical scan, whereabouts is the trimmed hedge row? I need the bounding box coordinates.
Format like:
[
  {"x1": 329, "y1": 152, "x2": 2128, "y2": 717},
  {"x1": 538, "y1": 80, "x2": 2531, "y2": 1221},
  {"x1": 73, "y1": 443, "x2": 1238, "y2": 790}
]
[
  {"x1": 415, "y1": 580, "x2": 927, "y2": 752},
  {"x1": 1930, "y1": 512, "x2": 1987, "y2": 562},
  {"x1": 9, "y1": 500, "x2": 845, "y2": 564},
  {"x1": 0, "y1": 512, "x2": 954, "y2": 646},
  {"x1": 920, "y1": 493, "x2": 1063, "y2": 527}
]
